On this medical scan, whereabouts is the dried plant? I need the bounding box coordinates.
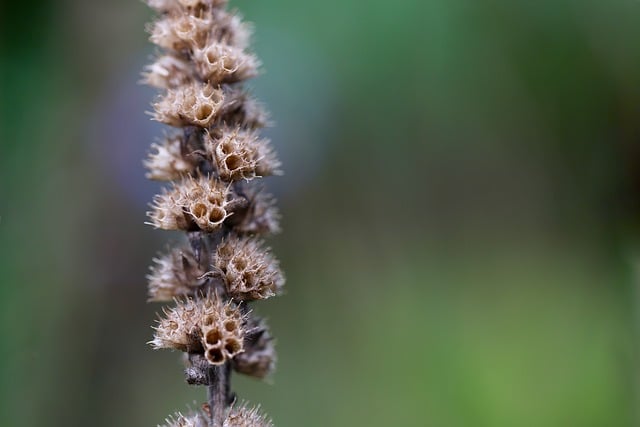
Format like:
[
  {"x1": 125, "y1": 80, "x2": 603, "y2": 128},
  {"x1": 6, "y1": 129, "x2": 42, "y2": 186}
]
[{"x1": 142, "y1": 1, "x2": 283, "y2": 425}]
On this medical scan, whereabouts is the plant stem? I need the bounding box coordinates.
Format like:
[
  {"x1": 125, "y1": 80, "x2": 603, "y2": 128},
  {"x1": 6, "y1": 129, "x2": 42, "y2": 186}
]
[{"x1": 207, "y1": 362, "x2": 231, "y2": 426}]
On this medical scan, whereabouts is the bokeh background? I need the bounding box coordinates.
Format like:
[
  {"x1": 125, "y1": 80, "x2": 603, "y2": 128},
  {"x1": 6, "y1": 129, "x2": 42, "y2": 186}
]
[{"x1": 2, "y1": 0, "x2": 640, "y2": 426}]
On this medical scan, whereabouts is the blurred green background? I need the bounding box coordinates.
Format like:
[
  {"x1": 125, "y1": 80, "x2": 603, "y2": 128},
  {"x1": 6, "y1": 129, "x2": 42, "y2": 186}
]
[{"x1": 2, "y1": 0, "x2": 640, "y2": 426}]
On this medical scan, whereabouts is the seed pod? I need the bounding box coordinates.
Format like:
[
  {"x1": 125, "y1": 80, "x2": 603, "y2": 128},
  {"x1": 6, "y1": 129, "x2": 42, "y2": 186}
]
[
  {"x1": 233, "y1": 317, "x2": 276, "y2": 379},
  {"x1": 224, "y1": 404, "x2": 273, "y2": 427},
  {"x1": 144, "y1": 133, "x2": 196, "y2": 181},
  {"x1": 228, "y1": 188, "x2": 281, "y2": 235},
  {"x1": 193, "y1": 43, "x2": 260, "y2": 84},
  {"x1": 160, "y1": 410, "x2": 209, "y2": 427},
  {"x1": 199, "y1": 294, "x2": 246, "y2": 365},
  {"x1": 153, "y1": 82, "x2": 225, "y2": 127},
  {"x1": 147, "y1": 246, "x2": 206, "y2": 302},
  {"x1": 148, "y1": 175, "x2": 236, "y2": 232},
  {"x1": 215, "y1": 235, "x2": 284, "y2": 301},
  {"x1": 205, "y1": 127, "x2": 280, "y2": 182},
  {"x1": 143, "y1": 55, "x2": 195, "y2": 89},
  {"x1": 150, "y1": 298, "x2": 201, "y2": 352}
]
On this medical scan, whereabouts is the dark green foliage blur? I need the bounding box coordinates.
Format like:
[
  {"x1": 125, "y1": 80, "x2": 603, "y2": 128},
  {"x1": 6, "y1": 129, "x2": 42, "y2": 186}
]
[{"x1": 1, "y1": 0, "x2": 640, "y2": 426}]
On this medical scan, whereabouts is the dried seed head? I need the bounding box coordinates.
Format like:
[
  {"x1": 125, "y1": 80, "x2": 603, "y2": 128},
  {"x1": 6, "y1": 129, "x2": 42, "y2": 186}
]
[
  {"x1": 224, "y1": 404, "x2": 273, "y2": 427},
  {"x1": 153, "y1": 82, "x2": 225, "y2": 127},
  {"x1": 151, "y1": 293, "x2": 247, "y2": 359},
  {"x1": 146, "y1": 0, "x2": 179, "y2": 13},
  {"x1": 149, "y1": 13, "x2": 213, "y2": 51},
  {"x1": 228, "y1": 189, "x2": 281, "y2": 235},
  {"x1": 160, "y1": 410, "x2": 209, "y2": 427},
  {"x1": 193, "y1": 43, "x2": 259, "y2": 84},
  {"x1": 145, "y1": 133, "x2": 196, "y2": 181},
  {"x1": 219, "y1": 88, "x2": 270, "y2": 129},
  {"x1": 233, "y1": 317, "x2": 276, "y2": 379},
  {"x1": 215, "y1": 235, "x2": 284, "y2": 301},
  {"x1": 150, "y1": 298, "x2": 201, "y2": 351},
  {"x1": 148, "y1": 246, "x2": 205, "y2": 301},
  {"x1": 205, "y1": 127, "x2": 280, "y2": 182},
  {"x1": 143, "y1": 55, "x2": 195, "y2": 89},
  {"x1": 144, "y1": 0, "x2": 282, "y2": 418},
  {"x1": 177, "y1": 0, "x2": 215, "y2": 9},
  {"x1": 148, "y1": 175, "x2": 234, "y2": 232},
  {"x1": 199, "y1": 294, "x2": 246, "y2": 365},
  {"x1": 210, "y1": 9, "x2": 253, "y2": 49},
  {"x1": 148, "y1": 191, "x2": 184, "y2": 230}
]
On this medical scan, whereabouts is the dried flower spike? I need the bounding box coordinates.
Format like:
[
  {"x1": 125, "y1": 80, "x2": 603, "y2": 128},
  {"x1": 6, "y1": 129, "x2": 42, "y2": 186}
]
[{"x1": 142, "y1": 0, "x2": 285, "y2": 424}]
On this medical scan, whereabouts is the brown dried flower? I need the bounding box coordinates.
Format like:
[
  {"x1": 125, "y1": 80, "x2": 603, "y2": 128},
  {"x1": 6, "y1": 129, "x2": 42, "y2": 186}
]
[
  {"x1": 147, "y1": 246, "x2": 206, "y2": 301},
  {"x1": 148, "y1": 175, "x2": 235, "y2": 232},
  {"x1": 161, "y1": 404, "x2": 271, "y2": 427},
  {"x1": 205, "y1": 127, "x2": 280, "y2": 182},
  {"x1": 150, "y1": 297, "x2": 201, "y2": 352},
  {"x1": 233, "y1": 317, "x2": 275, "y2": 379},
  {"x1": 228, "y1": 188, "x2": 281, "y2": 235},
  {"x1": 200, "y1": 294, "x2": 246, "y2": 365},
  {"x1": 214, "y1": 235, "x2": 284, "y2": 301},
  {"x1": 224, "y1": 404, "x2": 272, "y2": 427},
  {"x1": 143, "y1": 55, "x2": 195, "y2": 89},
  {"x1": 153, "y1": 82, "x2": 226, "y2": 127},
  {"x1": 218, "y1": 88, "x2": 270, "y2": 129},
  {"x1": 193, "y1": 43, "x2": 260, "y2": 84},
  {"x1": 151, "y1": 293, "x2": 245, "y2": 363},
  {"x1": 145, "y1": 133, "x2": 196, "y2": 181},
  {"x1": 160, "y1": 410, "x2": 209, "y2": 427}
]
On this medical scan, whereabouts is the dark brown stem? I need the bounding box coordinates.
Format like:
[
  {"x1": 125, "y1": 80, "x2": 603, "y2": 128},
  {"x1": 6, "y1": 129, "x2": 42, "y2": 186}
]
[
  {"x1": 187, "y1": 230, "x2": 234, "y2": 425},
  {"x1": 207, "y1": 362, "x2": 231, "y2": 426}
]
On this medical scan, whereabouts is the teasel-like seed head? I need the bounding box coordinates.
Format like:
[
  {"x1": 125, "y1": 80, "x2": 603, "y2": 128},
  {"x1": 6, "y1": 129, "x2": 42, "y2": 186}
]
[
  {"x1": 143, "y1": 54, "x2": 195, "y2": 89},
  {"x1": 150, "y1": 298, "x2": 202, "y2": 352},
  {"x1": 148, "y1": 175, "x2": 236, "y2": 232},
  {"x1": 204, "y1": 126, "x2": 280, "y2": 182},
  {"x1": 160, "y1": 410, "x2": 209, "y2": 427},
  {"x1": 153, "y1": 81, "x2": 225, "y2": 127},
  {"x1": 214, "y1": 235, "x2": 284, "y2": 301},
  {"x1": 228, "y1": 188, "x2": 281, "y2": 235},
  {"x1": 224, "y1": 404, "x2": 273, "y2": 427},
  {"x1": 233, "y1": 317, "x2": 276, "y2": 379},
  {"x1": 193, "y1": 43, "x2": 260, "y2": 84},
  {"x1": 148, "y1": 246, "x2": 206, "y2": 301},
  {"x1": 145, "y1": 133, "x2": 196, "y2": 181},
  {"x1": 200, "y1": 293, "x2": 246, "y2": 365}
]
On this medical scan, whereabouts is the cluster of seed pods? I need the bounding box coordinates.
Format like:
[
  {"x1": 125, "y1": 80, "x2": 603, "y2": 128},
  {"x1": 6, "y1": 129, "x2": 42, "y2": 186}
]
[{"x1": 142, "y1": 0, "x2": 284, "y2": 425}]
